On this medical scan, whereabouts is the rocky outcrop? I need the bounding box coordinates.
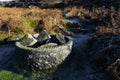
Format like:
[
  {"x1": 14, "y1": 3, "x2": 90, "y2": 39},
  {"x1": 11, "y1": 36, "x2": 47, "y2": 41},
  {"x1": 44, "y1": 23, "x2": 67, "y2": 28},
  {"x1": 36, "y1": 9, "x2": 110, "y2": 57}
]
[{"x1": 19, "y1": 34, "x2": 37, "y2": 46}]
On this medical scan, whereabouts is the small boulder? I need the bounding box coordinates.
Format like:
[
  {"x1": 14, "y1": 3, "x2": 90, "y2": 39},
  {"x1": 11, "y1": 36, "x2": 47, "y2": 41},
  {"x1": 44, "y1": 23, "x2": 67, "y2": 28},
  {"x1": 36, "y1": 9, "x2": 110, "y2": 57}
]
[
  {"x1": 37, "y1": 30, "x2": 51, "y2": 42},
  {"x1": 20, "y1": 34, "x2": 37, "y2": 46},
  {"x1": 56, "y1": 33, "x2": 66, "y2": 44},
  {"x1": 33, "y1": 33, "x2": 39, "y2": 38}
]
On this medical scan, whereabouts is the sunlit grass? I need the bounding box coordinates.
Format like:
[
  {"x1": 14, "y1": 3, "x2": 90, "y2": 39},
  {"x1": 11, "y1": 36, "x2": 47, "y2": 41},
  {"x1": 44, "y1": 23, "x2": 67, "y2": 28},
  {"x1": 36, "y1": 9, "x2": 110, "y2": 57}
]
[
  {"x1": 0, "y1": 7, "x2": 62, "y2": 43},
  {"x1": 0, "y1": 70, "x2": 28, "y2": 80}
]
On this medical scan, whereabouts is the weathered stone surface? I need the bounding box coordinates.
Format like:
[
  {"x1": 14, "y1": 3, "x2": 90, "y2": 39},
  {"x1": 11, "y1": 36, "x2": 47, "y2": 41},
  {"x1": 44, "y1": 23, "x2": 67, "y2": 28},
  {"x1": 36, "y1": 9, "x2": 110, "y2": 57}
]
[
  {"x1": 33, "y1": 33, "x2": 39, "y2": 38},
  {"x1": 19, "y1": 34, "x2": 37, "y2": 46},
  {"x1": 15, "y1": 34, "x2": 73, "y2": 70},
  {"x1": 56, "y1": 33, "x2": 66, "y2": 44},
  {"x1": 37, "y1": 30, "x2": 51, "y2": 42},
  {"x1": 40, "y1": 43, "x2": 58, "y2": 48}
]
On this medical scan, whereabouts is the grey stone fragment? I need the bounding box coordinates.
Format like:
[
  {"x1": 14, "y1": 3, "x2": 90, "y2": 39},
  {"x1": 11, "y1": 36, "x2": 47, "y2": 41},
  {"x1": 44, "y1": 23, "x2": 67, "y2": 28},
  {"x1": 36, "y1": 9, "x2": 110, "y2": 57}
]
[
  {"x1": 56, "y1": 33, "x2": 66, "y2": 44},
  {"x1": 19, "y1": 34, "x2": 37, "y2": 46},
  {"x1": 33, "y1": 33, "x2": 39, "y2": 38},
  {"x1": 37, "y1": 30, "x2": 51, "y2": 42}
]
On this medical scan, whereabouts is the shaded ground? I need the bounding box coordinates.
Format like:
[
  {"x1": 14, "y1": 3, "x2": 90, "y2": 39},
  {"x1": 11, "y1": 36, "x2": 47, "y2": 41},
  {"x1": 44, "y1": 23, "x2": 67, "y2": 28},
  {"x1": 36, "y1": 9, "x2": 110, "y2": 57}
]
[{"x1": 0, "y1": 44, "x2": 15, "y2": 70}]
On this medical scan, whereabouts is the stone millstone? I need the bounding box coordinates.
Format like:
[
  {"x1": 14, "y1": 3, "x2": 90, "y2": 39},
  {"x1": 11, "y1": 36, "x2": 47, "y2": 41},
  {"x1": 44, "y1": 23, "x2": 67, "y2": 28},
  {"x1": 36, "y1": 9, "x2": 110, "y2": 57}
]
[
  {"x1": 20, "y1": 34, "x2": 37, "y2": 46},
  {"x1": 40, "y1": 43, "x2": 58, "y2": 48},
  {"x1": 15, "y1": 31, "x2": 73, "y2": 70},
  {"x1": 37, "y1": 30, "x2": 51, "y2": 42}
]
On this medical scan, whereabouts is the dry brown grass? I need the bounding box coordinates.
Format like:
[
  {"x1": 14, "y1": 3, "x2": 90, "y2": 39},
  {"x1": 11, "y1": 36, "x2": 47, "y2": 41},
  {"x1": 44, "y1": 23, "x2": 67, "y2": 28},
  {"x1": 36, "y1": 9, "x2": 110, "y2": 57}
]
[
  {"x1": 66, "y1": 7, "x2": 120, "y2": 35},
  {"x1": 0, "y1": 7, "x2": 62, "y2": 41},
  {"x1": 0, "y1": 6, "x2": 119, "y2": 42},
  {"x1": 63, "y1": 6, "x2": 89, "y2": 19},
  {"x1": 96, "y1": 11, "x2": 120, "y2": 35},
  {"x1": 97, "y1": 26, "x2": 120, "y2": 35}
]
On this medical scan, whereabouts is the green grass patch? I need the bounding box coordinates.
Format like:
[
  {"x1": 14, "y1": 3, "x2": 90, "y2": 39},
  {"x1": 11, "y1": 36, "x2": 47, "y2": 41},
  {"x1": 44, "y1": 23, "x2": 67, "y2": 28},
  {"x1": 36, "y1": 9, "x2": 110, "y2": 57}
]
[
  {"x1": 0, "y1": 33, "x2": 24, "y2": 45},
  {"x1": 0, "y1": 70, "x2": 28, "y2": 80},
  {"x1": 22, "y1": 18, "x2": 39, "y2": 28}
]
